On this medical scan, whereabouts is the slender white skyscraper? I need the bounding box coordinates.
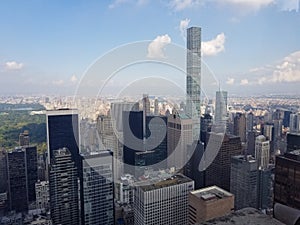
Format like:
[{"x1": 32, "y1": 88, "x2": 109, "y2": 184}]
[
  {"x1": 186, "y1": 27, "x2": 201, "y2": 141},
  {"x1": 215, "y1": 90, "x2": 228, "y2": 125}
]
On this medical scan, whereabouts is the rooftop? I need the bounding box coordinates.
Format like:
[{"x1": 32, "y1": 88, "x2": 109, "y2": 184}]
[
  {"x1": 136, "y1": 174, "x2": 193, "y2": 192},
  {"x1": 191, "y1": 185, "x2": 233, "y2": 202},
  {"x1": 198, "y1": 208, "x2": 284, "y2": 225}
]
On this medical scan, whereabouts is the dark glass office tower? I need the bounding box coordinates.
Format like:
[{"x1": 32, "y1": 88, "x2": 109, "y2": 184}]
[
  {"x1": 25, "y1": 146, "x2": 38, "y2": 202},
  {"x1": 274, "y1": 150, "x2": 300, "y2": 210},
  {"x1": 49, "y1": 148, "x2": 79, "y2": 225},
  {"x1": 46, "y1": 109, "x2": 80, "y2": 169},
  {"x1": 81, "y1": 151, "x2": 114, "y2": 225},
  {"x1": 6, "y1": 146, "x2": 38, "y2": 212},
  {"x1": 7, "y1": 149, "x2": 28, "y2": 212},
  {"x1": 123, "y1": 111, "x2": 168, "y2": 176}
]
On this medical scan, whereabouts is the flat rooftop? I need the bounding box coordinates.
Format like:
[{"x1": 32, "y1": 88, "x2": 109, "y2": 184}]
[
  {"x1": 191, "y1": 185, "x2": 233, "y2": 202},
  {"x1": 198, "y1": 208, "x2": 284, "y2": 225},
  {"x1": 136, "y1": 174, "x2": 193, "y2": 192}
]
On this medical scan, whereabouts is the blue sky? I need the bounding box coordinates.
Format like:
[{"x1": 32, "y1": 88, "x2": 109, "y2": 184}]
[{"x1": 0, "y1": 0, "x2": 299, "y2": 96}]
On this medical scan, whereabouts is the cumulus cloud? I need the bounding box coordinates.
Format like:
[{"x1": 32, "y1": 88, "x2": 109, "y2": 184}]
[
  {"x1": 147, "y1": 34, "x2": 172, "y2": 59},
  {"x1": 240, "y1": 79, "x2": 249, "y2": 85},
  {"x1": 179, "y1": 18, "x2": 190, "y2": 39},
  {"x1": 4, "y1": 61, "x2": 24, "y2": 71},
  {"x1": 254, "y1": 51, "x2": 300, "y2": 85},
  {"x1": 218, "y1": 0, "x2": 274, "y2": 11},
  {"x1": 226, "y1": 77, "x2": 235, "y2": 85},
  {"x1": 52, "y1": 79, "x2": 64, "y2": 86},
  {"x1": 202, "y1": 33, "x2": 226, "y2": 56},
  {"x1": 169, "y1": 0, "x2": 202, "y2": 11}
]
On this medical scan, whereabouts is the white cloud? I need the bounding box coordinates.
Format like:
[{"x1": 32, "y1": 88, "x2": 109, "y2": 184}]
[
  {"x1": 226, "y1": 77, "x2": 235, "y2": 85},
  {"x1": 240, "y1": 79, "x2": 249, "y2": 85},
  {"x1": 109, "y1": 0, "x2": 129, "y2": 8},
  {"x1": 4, "y1": 61, "x2": 24, "y2": 71},
  {"x1": 52, "y1": 79, "x2": 64, "y2": 86},
  {"x1": 179, "y1": 18, "x2": 191, "y2": 39},
  {"x1": 217, "y1": 0, "x2": 274, "y2": 11},
  {"x1": 254, "y1": 51, "x2": 300, "y2": 85},
  {"x1": 202, "y1": 33, "x2": 226, "y2": 56},
  {"x1": 109, "y1": 0, "x2": 147, "y2": 8},
  {"x1": 169, "y1": 0, "x2": 202, "y2": 11},
  {"x1": 147, "y1": 34, "x2": 172, "y2": 59},
  {"x1": 70, "y1": 75, "x2": 78, "y2": 83},
  {"x1": 275, "y1": 0, "x2": 299, "y2": 11}
]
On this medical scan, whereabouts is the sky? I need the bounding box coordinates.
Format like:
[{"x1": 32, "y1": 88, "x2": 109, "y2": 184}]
[{"x1": 0, "y1": 0, "x2": 299, "y2": 96}]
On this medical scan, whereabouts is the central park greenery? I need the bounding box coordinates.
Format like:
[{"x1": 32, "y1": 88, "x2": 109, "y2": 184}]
[{"x1": 0, "y1": 104, "x2": 47, "y2": 153}]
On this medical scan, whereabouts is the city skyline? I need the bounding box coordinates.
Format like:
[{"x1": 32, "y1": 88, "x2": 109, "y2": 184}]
[{"x1": 0, "y1": 1, "x2": 299, "y2": 95}]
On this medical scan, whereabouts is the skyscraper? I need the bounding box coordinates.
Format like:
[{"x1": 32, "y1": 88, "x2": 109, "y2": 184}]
[
  {"x1": 205, "y1": 133, "x2": 242, "y2": 191},
  {"x1": 274, "y1": 150, "x2": 300, "y2": 210},
  {"x1": 123, "y1": 111, "x2": 168, "y2": 176},
  {"x1": 134, "y1": 174, "x2": 194, "y2": 225},
  {"x1": 49, "y1": 148, "x2": 80, "y2": 225},
  {"x1": 215, "y1": 90, "x2": 228, "y2": 125},
  {"x1": 186, "y1": 27, "x2": 201, "y2": 141},
  {"x1": 46, "y1": 109, "x2": 80, "y2": 169},
  {"x1": 6, "y1": 146, "x2": 38, "y2": 212},
  {"x1": 167, "y1": 112, "x2": 193, "y2": 170},
  {"x1": 230, "y1": 155, "x2": 258, "y2": 210},
  {"x1": 233, "y1": 112, "x2": 246, "y2": 143},
  {"x1": 81, "y1": 151, "x2": 114, "y2": 225},
  {"x1": 7, "y1": 149, "x2": 28, "y2": 212},
  {"x1": 19, "y1": 130, "x2": 30, "y2": 146},
  {"x1": 255, "y1": 135, "x2": 270, "y2": 169}
]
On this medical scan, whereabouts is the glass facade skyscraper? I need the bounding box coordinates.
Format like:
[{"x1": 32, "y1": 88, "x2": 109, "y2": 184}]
[
  {"x1": 46, "y1": 109, "x2": 80, "y2": 170},
  {"x1": 186, "y1": 27, "x2": 201, "y2": 141},
  {"x1": 81, "y1": 151, "x2": 114, "y2": 225}
]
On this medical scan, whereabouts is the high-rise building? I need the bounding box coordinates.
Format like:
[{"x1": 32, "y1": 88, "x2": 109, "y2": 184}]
[
  {"x1": 274, "y1": 150, "x2": 300, "y2": 210},
  {"x1": 205, "y1": 133, "x2": 242, "y2": 191},
  {"x1": 255, "y1": 135, "x2": 270, "y2": 169},
  {"x1": 19, "y1": 130, "x2": 30, "y2": 146},
  {"x1": 230, "y1": 155, "x2": 258, "y2": 210},
  {"x1": 7, "y1": 149, "x2": 28, "y2": 212},
  {"x1": 233, "y1": 113, "x2": 246, "y2": 143},
  {"x1": 35, "y1": 181, "x2": 50, "y2": 211},
  {"x1": 283, "y1": 110, "x2": 292, "y2": 128},
  {"x1": 188, "y1": 186, "x2": 234, "y2": 224},
  {"x1": 247, "y1": 112, "x2": 254, "y2": 132},
  {"x1": 46, "y1": 109, "x2": 80, "y2": 169},
  {"x1": 81, "y1": 151, "x2": 114, "y2": 225},
  {"x1": 142, "y1": 94, "x2": 150, "y2": 116},
  {"x1": 167, "y1": 112, "x2": 193, "y2": 170},
  {"x1": 154, "y1": 98, "x2": 159, "y2": 115},
  {"x1": 247, "y1": 130, "x2": 256, "y2": 156},
  {"x1": 215, "y1": 91, "x2": 227, "y2": 125},
  {"x1": 134, "y1": 174, "x2": 194, "y2": 225},
  {"x1": 0, "y1": 149, "x2": 7, "y2": 193},
  {"x1": 185, "y1": 140, "x2": 205, "y2": 189},
  {"x1": 6, "y1": 146, "x2": 38, "y2": 212},
  {"x1": 97, "y1": 114, "x2": 123, "y2": 180},
  {"x1": 287, "y1": 133, "x2": 300, "y2": 152},
  {"x1": 49, "y1": 148, "x2": 80, "y2": 225},
  {"x1": 289, "y1": 113, "x2": 300, "y2": 133},
  {"x1": 257, "y1": 166, "x2": 274, "y2": 210},
  {"x1": 186, "y1": 26, "x2": 201, "y2": 141},
  {"x1": 25, "y1": 146, "x2": 38, "y2": 202},
  {"x1": 123, "y1": 111, "x2": 168, "y2": 176}
]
